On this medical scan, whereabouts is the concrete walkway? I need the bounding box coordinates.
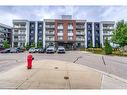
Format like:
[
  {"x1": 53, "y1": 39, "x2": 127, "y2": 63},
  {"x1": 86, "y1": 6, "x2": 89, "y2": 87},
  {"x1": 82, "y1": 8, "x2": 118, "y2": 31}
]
[{"x1": 0, "y1": 60, "x2": 127, "y2": 89}]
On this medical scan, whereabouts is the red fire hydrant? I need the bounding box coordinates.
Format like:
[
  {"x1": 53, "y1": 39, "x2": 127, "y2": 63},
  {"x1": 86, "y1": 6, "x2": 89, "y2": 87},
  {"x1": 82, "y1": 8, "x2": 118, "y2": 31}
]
[{"x1": 27, "y1": 54, "x2": 34, "y2": 69}]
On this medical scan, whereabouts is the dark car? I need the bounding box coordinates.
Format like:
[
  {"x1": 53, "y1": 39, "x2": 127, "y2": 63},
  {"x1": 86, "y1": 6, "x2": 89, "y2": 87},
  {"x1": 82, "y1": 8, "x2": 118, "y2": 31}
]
[
  {"x1": 57, "y1": 46, "x2": 65, "y2": 53},
  {"x1": 10, "y1": 48, "x2": 19, "y2": 53},
  {"x1": 28, "y1": 48, "x2": 36, "y2": 53},
  {"x1": 0, "y1": 48, "x2": 10, "y2": 53},
  {"x1": 38, "y1": 48, "x2": 45, "y2": 53},
  {"x1": 16, "y1": 47, "x2": 24, "y2": 52}
]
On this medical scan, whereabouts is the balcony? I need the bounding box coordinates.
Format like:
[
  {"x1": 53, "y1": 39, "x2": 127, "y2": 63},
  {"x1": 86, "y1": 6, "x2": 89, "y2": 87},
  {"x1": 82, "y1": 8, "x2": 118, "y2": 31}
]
[
  {"x1": 57, "y1": 33, "x2": 63, "y2": 36},
  {"x1": 68, "y1": 26, "x2": 73, "y2": 30},
  {"x1": 46, "y1": 38, "x2": 55, "y2": 41},
  {"x1": 103, "y1": 32, "x2": 113, "y2": 36},
  {"x1": 57, "y1": 26, "x2": 63, "y2": 29},
  {"x1": 76, "y1": 38, "x2": 85, "y2": 41},
  {"x1": 13, "y1": 32, "x2": 26, "y2": 36},
  {"x1": 103, "y1": 27, "x2": 114, "y2": 30},
  {"x1": 46, "y1": 32, "x2": 55, "y2": 36},
  {"x1": 68, "y1": 33, "x2": 73, "y2": 36},
  {"x1": 13, "y1": 39, "x2": 26, "y2": 42},
  {"x1": 76, "y1": 32, "x2": 85, "y2": 35},
  {"x1": 68, "y1": 37, "x2": 73, "y2": 41},
  {"x1": 76, "y1": 26, "x2": 85, "y2": 29},
  {"x1": 58, "y1": 37, "x2": 63, "y2": 41},
  {"x1": 45, "y1": 25, "x2": 55, "y2": 29},
  {"x1": 14, "y1": 25, "x2": 26, "y2": 29},
  {"x1": 0, "y1": 34, "x2": 4, "y2": 38}
]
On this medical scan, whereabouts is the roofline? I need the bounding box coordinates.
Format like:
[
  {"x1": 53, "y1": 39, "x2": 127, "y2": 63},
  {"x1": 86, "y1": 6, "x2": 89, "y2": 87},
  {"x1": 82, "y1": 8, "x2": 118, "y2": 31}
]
[{"x1": 0, "y1": 23, "x2": 12, "y2": 29}]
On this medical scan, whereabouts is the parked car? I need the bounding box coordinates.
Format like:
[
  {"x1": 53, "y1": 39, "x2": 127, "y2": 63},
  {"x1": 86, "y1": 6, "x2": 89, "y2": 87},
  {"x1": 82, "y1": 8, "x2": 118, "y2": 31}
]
[
  {"x1": 29, "y1": 48, "x2": 36, "y2": 53},
  {"x1": 38, "y1": 48, "x2": 45, "y2": 53},
  {"x1": 46, "y1": 46, "x2": 56, "y2": 53},
  {"x1": 10, "y1": 48, "x2": 19, "y2": 53},
  {"x1": 0, "y1": 48, "x2": 11, "y2": 53},
  {"x1": 16, "y1": 47, "x2": 24, "y2": 52},
  {"x1": 34, "y1": 48, "x2": 39, "y2": 53},
  {"x1": 57, "y1": 46, "x2": 65, "y2": 53}
]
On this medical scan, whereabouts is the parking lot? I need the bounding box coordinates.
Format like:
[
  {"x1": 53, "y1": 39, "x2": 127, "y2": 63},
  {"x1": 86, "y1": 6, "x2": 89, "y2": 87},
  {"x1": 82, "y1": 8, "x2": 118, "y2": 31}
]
[{"x1": 0, "y1": 51, "x2": 127, "y2": 80}]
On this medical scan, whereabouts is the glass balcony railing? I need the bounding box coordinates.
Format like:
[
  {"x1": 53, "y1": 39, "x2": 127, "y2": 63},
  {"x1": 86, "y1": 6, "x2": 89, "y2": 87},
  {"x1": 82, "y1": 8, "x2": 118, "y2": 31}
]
[
  {"x1": 45, "y1": 25, "x2": 55, "y2": 28},
  {"x1": 76, "y1": 32, "x2": 85, "y2": 35},
  {"x1": 46, "y1": 38, "x2": 55, "y2": 41},
  {"x1": 46, "y1": 32, "x2": 55, "y2": 35},
  {"x1": 76, "y1": 38, "x2": 85, "y2": 41}
]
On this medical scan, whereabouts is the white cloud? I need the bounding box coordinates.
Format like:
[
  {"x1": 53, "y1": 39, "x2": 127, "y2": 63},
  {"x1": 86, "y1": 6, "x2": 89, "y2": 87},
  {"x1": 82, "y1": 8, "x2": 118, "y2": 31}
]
[
  {"x1": 1, "y1": 6, "x2": 127, "y2": 26},
  {"x1": 100, "y1": 6, "x2": 127, "y2": 21},
  {"x1": 0, "y1": 12, "x2": 22, "y2": 26}
]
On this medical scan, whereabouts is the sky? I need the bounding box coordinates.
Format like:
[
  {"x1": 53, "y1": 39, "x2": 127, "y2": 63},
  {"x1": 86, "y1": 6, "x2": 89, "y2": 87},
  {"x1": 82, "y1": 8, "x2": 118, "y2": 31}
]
[{"x1": 0, "y1": 6, "x2": 127, "y2": 26}]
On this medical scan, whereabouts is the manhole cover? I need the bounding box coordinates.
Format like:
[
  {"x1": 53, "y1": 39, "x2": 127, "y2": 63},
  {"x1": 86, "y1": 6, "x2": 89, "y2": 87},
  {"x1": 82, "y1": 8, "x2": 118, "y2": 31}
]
[
  {"x1": 64, "y1": 76, "x2": 69, "y2": 80},
  {"x1": 54, "y1": 67, "x2": 58, "y2": 69}
]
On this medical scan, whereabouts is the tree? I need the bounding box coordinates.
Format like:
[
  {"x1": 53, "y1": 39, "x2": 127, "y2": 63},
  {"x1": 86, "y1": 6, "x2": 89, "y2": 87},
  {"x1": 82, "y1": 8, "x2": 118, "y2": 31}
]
[
  {"x1": 89, "y1": 41, "x2": 93, "y2": 48},
  {"x1": 25, "y1": 43, "x2": 30, "y2": 50},
  {"x1": 3, "y1": 40, "x2": 10, "y2": 48},
  {"x1": 37, "y1": 42, "x2": 42, "y2": 48},
  {"x1": 111, "y1": 20, "x2": 127, "y2": 48},
  {"x1": 30, "y1": 42, "x2": 35, "y2": 48},
  {"x1": 95, "y1": 43, "x2": 99, "y2": 48},
  {"x1": 104, "y1": 38, "x2": 112, "y2": 55}
]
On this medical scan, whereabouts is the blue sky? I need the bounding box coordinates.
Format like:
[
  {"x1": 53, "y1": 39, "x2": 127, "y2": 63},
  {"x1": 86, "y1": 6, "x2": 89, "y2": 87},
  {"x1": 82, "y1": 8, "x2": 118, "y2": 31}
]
[{"x1": 0, "y1": 6, "x2": 127, "y2": 26}]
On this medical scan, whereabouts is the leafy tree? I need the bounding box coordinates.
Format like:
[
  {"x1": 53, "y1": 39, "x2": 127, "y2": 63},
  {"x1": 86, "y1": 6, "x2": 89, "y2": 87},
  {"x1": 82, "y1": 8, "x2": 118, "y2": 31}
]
[
  {"x1": 95, "y1": 43, "x2": 99, "y2": 48},
  {"x1": 89, "y1": 41, "x2": 93, "y2": 48},
  {"x1": 25, "y1": 43, "x2": 30, "y2": 50},
  {"x1": 111, "y1": 20, "x2": 127, "y2": 48},
  {"x1": 104, "y1": 38, "x2": 112, "y2": 55},
  {"x1": 37, "y1": 42, "x2": 42, "y2": 48},
  {"x1": 3, "y1": 40, "x2": 10, "y2": 48},
  {"x1": 30, "y1": 42, "x2": 35, "y2": 48}
]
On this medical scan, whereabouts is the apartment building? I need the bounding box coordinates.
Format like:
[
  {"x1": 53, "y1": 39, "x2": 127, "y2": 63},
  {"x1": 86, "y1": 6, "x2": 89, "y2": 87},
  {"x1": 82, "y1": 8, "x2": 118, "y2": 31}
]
[
  {"x1": 44, "y1": 16, "x2": 85, "y2": 49},
  {"x1": 29, "y1": 21, "x2": 43, "y2": 47},
  {"x1": 86, "y1": 22, "x2": 100, "y2": 48},
  {"x1": 12, "y1": 15, "x2": 115, "y2": 49},
  {"x1": 0, "y1": 23, "x2": 12, "y2": 47},
  {"x1": 100, "y1": 21, "x2": 115, "y2": 47},
  {"x1": 12, "y1": 20, "x2": 29, "y2": 47},
  {"x1": 12, "y1": 20, "x2": 43, "y2": 47}
]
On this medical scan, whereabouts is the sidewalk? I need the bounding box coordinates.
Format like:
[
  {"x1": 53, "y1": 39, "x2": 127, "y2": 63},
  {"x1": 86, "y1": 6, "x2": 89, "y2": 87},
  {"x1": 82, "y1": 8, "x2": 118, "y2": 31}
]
[{"x1": 0, "y1": 59, "x2": 127, "y2": 89}]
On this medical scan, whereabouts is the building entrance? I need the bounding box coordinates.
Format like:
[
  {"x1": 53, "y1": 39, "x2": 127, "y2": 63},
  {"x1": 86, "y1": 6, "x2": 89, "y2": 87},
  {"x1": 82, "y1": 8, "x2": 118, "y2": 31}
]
[{"x1": 57, "y1": 42, "x2": 74, "y2": 50}]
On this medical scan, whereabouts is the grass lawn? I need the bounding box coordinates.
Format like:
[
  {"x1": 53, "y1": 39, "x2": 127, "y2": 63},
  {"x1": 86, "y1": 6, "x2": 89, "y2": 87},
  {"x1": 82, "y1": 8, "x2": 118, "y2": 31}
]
[{"x1": 80, "y1": 48, "x2": 127, "y2": 56}]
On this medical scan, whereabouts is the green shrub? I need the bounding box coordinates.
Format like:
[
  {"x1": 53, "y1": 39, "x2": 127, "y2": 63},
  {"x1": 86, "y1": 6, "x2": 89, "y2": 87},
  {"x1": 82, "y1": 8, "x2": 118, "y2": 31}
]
[{"x1": 104, "y1": 38, "x2": 112, "y2": 55}]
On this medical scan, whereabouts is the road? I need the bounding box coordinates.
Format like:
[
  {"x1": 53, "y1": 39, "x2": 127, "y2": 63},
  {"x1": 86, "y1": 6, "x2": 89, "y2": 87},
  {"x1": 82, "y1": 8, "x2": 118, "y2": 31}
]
[{"x1": 0, "y1": 51, "x2": 127, "y2": 80}]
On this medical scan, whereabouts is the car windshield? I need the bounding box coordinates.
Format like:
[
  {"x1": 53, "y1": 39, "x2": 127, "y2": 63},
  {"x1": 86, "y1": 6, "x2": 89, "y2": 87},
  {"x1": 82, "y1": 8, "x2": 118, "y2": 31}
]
[{"x1": 58, "y1": 46, "x2": 64, "y2": 49}]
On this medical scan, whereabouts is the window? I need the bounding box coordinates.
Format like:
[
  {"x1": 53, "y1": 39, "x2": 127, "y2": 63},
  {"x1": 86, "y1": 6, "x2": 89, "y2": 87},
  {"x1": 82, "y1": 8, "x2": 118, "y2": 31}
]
[
  {"x1": 58, "y1": 36, "x2": 63, "y2": 40},
  {"x1": 14, "y1": 29, "x2": 18, "y2": 32},
  {"x1": 39, "y1": 37, "x2": 42, "y2": 40},
  {"x1": 58, "y1": 30, "x2": 63, "y2": 33},
  {"x1": 68, "y1": 36, "x2": 73, "y2": 40},
  {"x1": 31, "y1": 24, "x2": 34, "y2": 28},
  {"x1": 30, "y1": 31, "x2": 34, "y2": 34},
  {"x1": 68, "y1": 30, "x2": 73, "y2": 33},
  {"x1": 39, "y1": 24, "x2": 42, "y2": 28},
  {"x1": 39, "y1": 31, "x2": 42, "y2": 34}
]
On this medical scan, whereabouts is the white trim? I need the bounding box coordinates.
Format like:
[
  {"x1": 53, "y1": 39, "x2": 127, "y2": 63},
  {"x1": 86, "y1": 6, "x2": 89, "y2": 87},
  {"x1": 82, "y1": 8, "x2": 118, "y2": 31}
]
[
  {"x1": 35, "y1": 21, "x2": 38, "y2": 47},
  {"x1": 43, "y1": 21, "x2": 46, "y2": 48},
  {"x1": 100, "y1": 22, "x2": 104, "y2": 47},
  {"x1": 92, "y1": 22, "x2": 95, "y2": 47},
  {"x1": 85, "y1": 21, "x2": 87, "y2": 48},
  {"x1": 26, "y1": 21, "x2": 29, "y2": 46}
]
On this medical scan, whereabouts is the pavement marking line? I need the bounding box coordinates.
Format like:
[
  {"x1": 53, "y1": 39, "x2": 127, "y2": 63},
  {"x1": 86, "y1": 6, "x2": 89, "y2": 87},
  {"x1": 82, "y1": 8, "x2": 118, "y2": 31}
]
[
  {"x1": 16, "y1": 62, "x2": 40, "y2": 89},
  {"x1": 73, "y1": 56, "x2": 82, "y2": 63}
]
